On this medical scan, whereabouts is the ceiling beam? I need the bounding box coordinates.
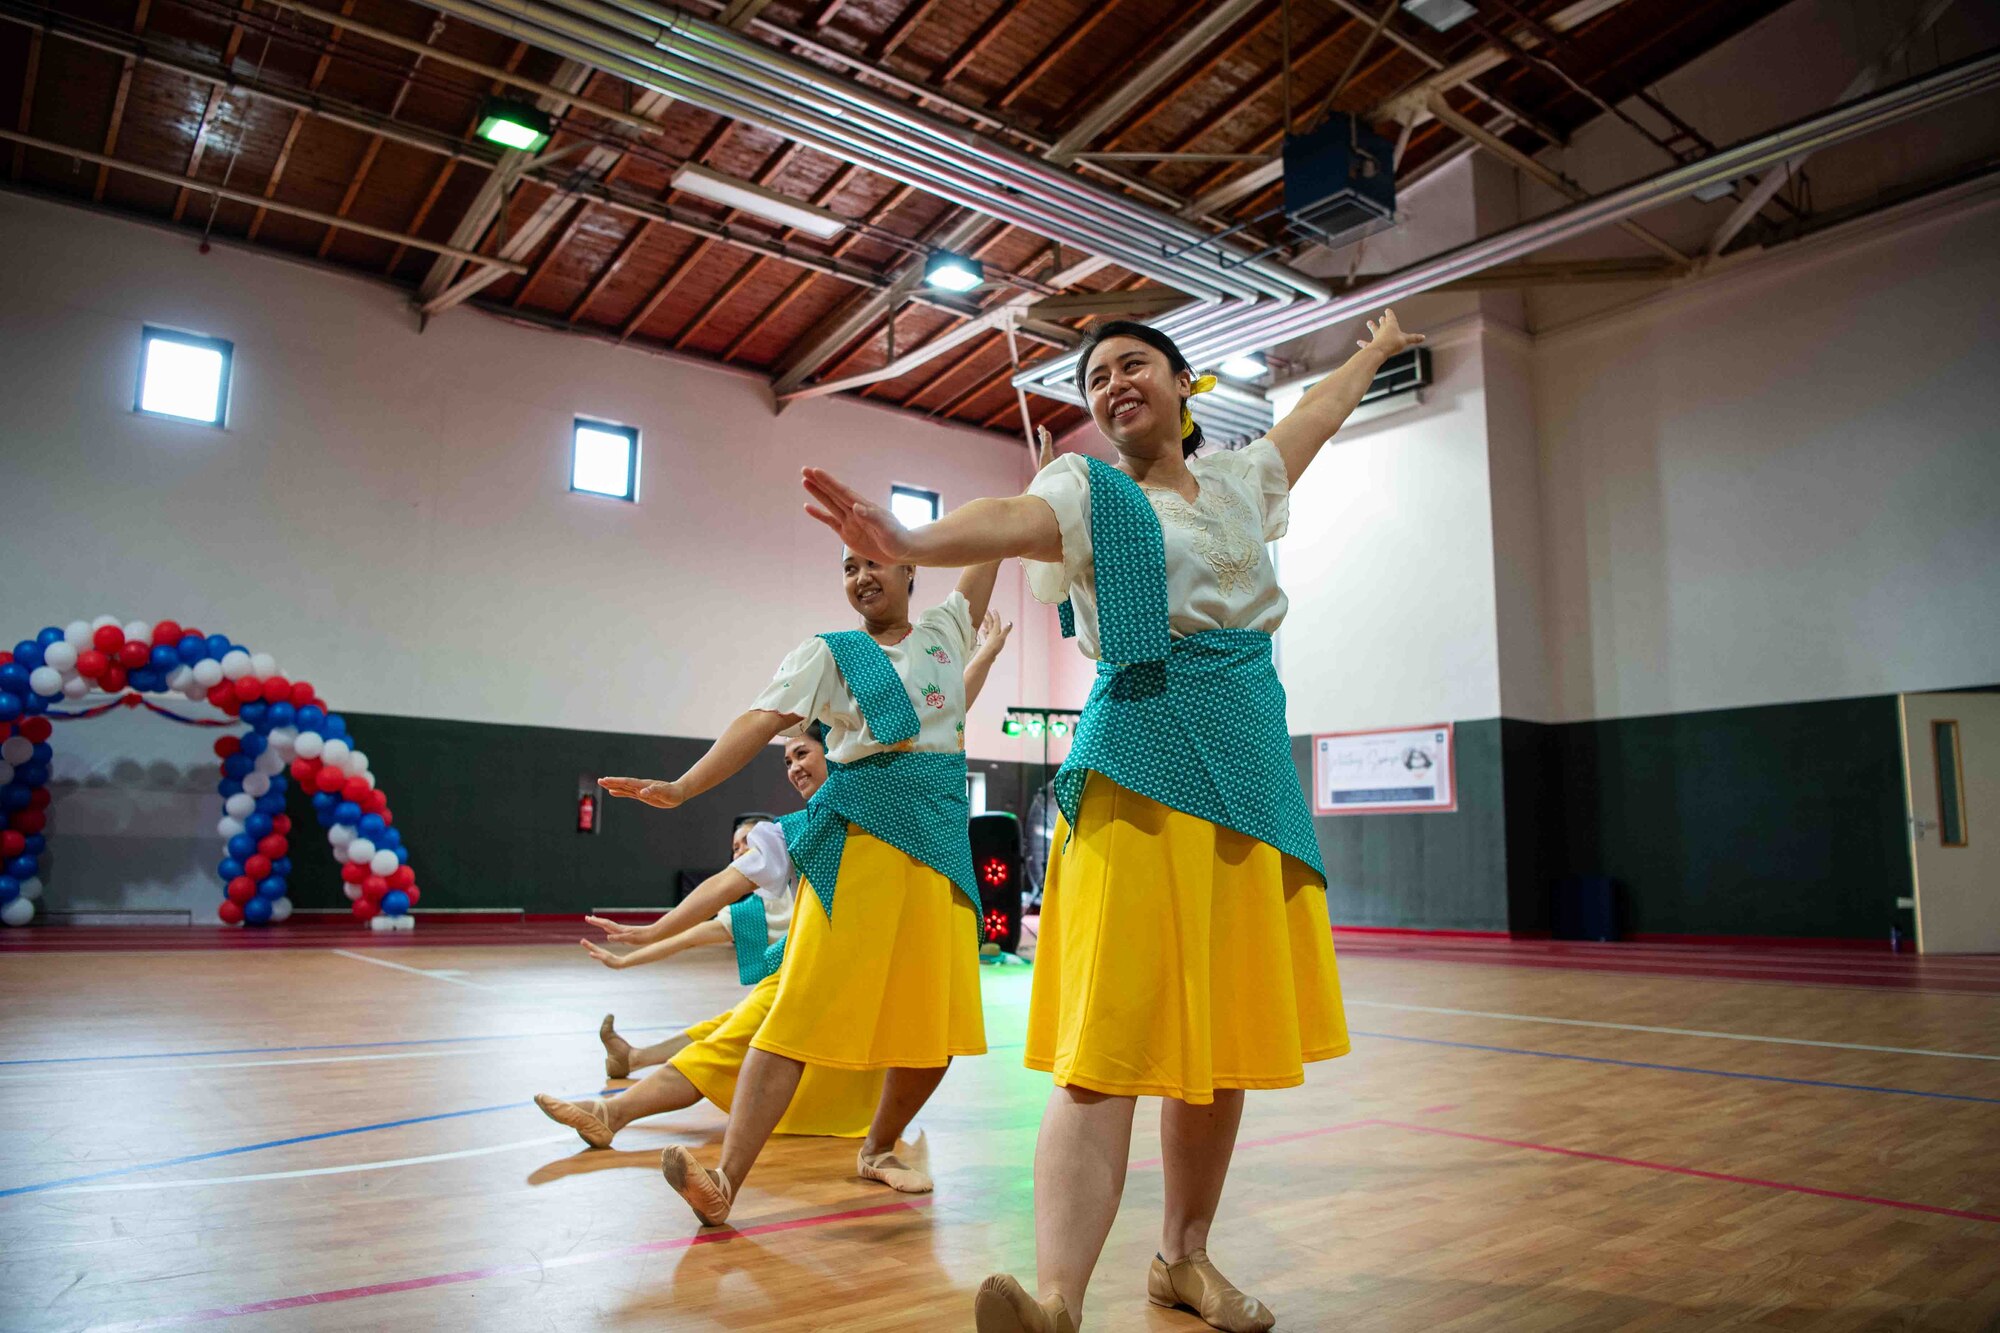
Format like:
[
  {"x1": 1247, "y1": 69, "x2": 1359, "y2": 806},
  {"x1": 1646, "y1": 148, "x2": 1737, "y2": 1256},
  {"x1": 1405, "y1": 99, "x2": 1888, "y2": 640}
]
[
  {"x1": 1096, "y1": 5, "x2": 1280, "y2": 152},
  {"x1": 92, "y1": 0, "x2": 151, "y2": 202},
  {"x1": 718, "y1": 0, "x2": 778, "y2": 28},
  {"x1": 318, "y1": 15, "x2": 444, "y2": 260},
  {"x1": 255, "y1": 0, "x2": 355, "y2": 242},
  {"x1": 868, "y1": 0, "x2": 947, "y2": 64},
  {"x1": 672, "y1": 253, "x2": 766, "y2": 349},
  {"x1": 385, "y1": 39, "x2": 527, "y2": 272},
  {"x1": 1026, "y1": 289, "x2": 1191, "y2": 320},
  {"x1": 170, "y1": 0, "x2": 254, "y2": 224},
  {"x1": 1052, "y1": 0, "x2": 1267, "y2": 155}
]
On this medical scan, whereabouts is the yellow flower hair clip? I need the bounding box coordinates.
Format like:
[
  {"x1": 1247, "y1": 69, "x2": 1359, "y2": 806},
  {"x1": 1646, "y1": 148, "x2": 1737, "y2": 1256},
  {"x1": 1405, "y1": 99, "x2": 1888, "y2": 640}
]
[{"x1": 1182, "y1": 372, "x2": 1218, "y2": 439}]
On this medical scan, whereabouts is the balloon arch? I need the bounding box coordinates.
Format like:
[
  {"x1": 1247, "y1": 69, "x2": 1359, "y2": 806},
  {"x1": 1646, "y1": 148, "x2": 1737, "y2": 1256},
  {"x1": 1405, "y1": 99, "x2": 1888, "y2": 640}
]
[{"x1": 0, "y1": 616, "x2": 420, "y2": 930}]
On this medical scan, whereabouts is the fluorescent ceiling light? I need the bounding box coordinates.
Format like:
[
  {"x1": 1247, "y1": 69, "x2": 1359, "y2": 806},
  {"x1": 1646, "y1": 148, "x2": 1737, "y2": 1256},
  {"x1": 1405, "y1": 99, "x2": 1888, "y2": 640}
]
[
  {"x1": 1219, "y1": 353, "x2": 1268, "y2": 380},
  {"x1": 672, "y1": 164, "x2": 847, "y2": 240},
  {"x1": 1401, "y1": 0, "x2": 1476, "y2": 33},
  {"x1": 476, "y1": 98, "x2": 552, "y2": 153},
  {"x1": 925, "y1": 252, "x2": 985, "y2": 292},
  {"x1": 1691, "y1": 178, "x2": 1738, "y2": 203}
]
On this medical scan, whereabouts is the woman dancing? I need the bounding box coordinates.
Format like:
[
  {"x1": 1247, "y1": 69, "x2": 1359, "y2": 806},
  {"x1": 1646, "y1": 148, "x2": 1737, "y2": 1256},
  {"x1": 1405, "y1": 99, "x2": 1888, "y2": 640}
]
[
  {"x1": 800, "y1": 311, "x2": 1425, "y2": 1332},
  {"x1": 598, "y1": 554, "x2": 1003, "y2": 1220}
]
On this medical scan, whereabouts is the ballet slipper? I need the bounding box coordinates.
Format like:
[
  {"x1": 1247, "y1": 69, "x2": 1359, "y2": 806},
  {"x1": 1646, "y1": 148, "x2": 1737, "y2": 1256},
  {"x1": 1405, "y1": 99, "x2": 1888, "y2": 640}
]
[
  {"x1": 973, "y1": 1274, "x2": 1076, "y2": 1333},
  {"x1": 660, "y1": 1145, "x2": 733, "y2": 1225},
  {"x1": 1146, "y1": 1249, "x2": 1275, "y2": 1333},
  {"x1": 534, "y1": 1093, "x2": 615, "y2": 1149},
  {"x1": 856, "y1": 1147, "x2": 932, "y2": 1194},
  {"x1": 600, "y1": 1014, "x2": 633, "y2": 1080}
]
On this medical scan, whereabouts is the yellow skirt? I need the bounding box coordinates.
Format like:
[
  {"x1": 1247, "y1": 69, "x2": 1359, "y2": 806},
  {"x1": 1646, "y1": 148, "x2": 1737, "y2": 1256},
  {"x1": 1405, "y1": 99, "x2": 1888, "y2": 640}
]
[
  {"x1": 1025, "y1": 774, "x2": 1349, "y2": 1104},
  {"x1": 667, "y1": 973, "x2": 885, "y2": 1138},
  {"x1": 751, "y1": 824, "x2": 987, "y2": 1071}
]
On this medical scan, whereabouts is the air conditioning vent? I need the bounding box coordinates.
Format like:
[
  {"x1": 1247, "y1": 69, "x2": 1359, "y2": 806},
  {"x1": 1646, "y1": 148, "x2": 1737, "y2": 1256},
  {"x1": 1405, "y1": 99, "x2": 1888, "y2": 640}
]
[
  {"x1": 1283, "y1": 115, "x2": 1397, "y2": 249},
  {"x1": 1361, "y1": 347, "x2": 1430, "y2": 403}
]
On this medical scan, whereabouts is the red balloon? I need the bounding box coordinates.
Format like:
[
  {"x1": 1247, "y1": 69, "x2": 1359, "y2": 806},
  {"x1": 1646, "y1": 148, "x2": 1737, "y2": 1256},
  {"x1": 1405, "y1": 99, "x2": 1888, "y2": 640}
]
[
  {"x1": 77, "y1": 650, "x2": 109, "y2": 679},
  {"x1": 92, "y1": 625, "x2": 125, "y2": 653},
  {"x1": 244, "y1": 854, "x2": 273, "y2": 881},
  {"x1": 340, "y1": 862, "x2": 368, "y2": 884},
  {"x1": 362, "y1": 789, "x2": 389, "y2": 815},
  {"x1": 20, "y1": 717, "x2": 52, "y2": 743},
  {"x1": 315, "y1": 767, "x2": 346, "y2": 793},
  {"x1": 0, "y1": 652, "x2": 10, "y2": 665},
  {"x1": 257, "y1": 834, "x2": 287, "y2": 860},
  {"x1": 341, "y1": 778, "x2": 370, "y2": 803},
  {"x1": 362, "y1": 875, "x2": 388, "y2": 902},
  {"x1": 215, "y1": 735, "x2": 241, "y2": 758},
  {"x1": 0, "y1": 831, "x2": 23, "y2": 858},
  {"x1": 27, "y1": 789, "x2": 50, "y2": 811},
  {"x1": 289, "y1": 758, "x2": 318, "y2": 783},
  {"x1": 11, "y1": 811, "x2": 46, "y2": 834},
  {"x1": 403, "y1": 885, "x2": 420, "y2": 908},
  {"x1": 272, "y1": 814, "x2": 292, "y2": 835},
  {"x1": 387, "y1": 864, "x2": 415, "y2": 891},
  {"x1": 289, "y1": 681, "x2": 315, "y2": 707},
  {"x1": 352, "y1": 898, "x2": 379, "y2": 921},
  {"x1": 232, "y1": 676, "x2": 262, "y2": 703},
  {"x1": 220, "y1": 696, "x2": 241, "y2": 717},
  {"x1": 99, "y1": 664, "x2": 128, "y2": 692},
  {"x1": 116, "y1": 640, "x2": 150, "y2": 670},
  {"x1": 261, "y1": 677, "x2": 290, "y2": 704},
  {"x1": 226, "y1": 876, "x2": 258, "y2": 904},
  {"x1": 180, "y1": 626, "x2": 202, "y2": 642},
  {"x1": 151, "y1": 620, "x2": 183, "y2": 646},
  {"x1": 206, "y1": 682, "x2": 234, "y2": 708},
  {"x1": 218, "y1": 899, "x2": 245, "y2": 924}
]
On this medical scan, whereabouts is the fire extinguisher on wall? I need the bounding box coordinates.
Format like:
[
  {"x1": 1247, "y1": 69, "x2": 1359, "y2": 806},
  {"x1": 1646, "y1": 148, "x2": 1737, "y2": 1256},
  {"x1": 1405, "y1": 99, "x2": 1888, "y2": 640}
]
[{"x1": 577, "y1": 791, "x2": 597, "y2": 833}]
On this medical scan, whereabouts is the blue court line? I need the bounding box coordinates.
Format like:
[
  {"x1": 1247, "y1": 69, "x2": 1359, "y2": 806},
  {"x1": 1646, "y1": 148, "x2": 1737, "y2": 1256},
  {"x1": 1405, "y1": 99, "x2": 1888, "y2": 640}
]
[
  {"x1": 0, "y1": 1087, "x2": 623, "y2": 1200},
  {"x1": 0, "y1": 1026, "x2": 686, "y2": 1068},
  {"x1": 1353, "y1": 1031, "x2": 2000, "y2": 1105}
]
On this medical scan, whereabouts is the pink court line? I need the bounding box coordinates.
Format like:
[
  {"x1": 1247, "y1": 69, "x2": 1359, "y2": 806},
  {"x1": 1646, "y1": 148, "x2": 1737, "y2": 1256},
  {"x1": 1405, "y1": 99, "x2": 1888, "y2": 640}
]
[{"x1": 91, "y1": 1197, "x2": 932, "y2": 1331}]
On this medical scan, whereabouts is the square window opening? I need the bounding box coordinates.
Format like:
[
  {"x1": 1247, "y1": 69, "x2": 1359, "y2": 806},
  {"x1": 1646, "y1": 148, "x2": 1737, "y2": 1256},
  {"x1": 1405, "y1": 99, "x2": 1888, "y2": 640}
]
[
  {"x1": 890, "y1": 484, "x2": 940, "y2": 529},
  {"x1": 573, "y1": 419, "x2": 639, "y2": 501},
  {"x1": 136, "y1": 327, "x2": 232, "y2": 426}
]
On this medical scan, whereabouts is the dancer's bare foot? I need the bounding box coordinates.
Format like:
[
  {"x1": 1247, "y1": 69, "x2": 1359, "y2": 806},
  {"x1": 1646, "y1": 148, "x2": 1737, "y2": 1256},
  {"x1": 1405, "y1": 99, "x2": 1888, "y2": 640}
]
[
  {"x1": 857, "y1": 1133, "x2": 933, "y2": 1194},
  {"x1": 974, "y1": 1274, "x2": 1076, "y2": 1333},
  {"x1": 599, "y1": 1014, "x2": 634, "y2": 1080},
  {"x1": 1147, "y1": 1250, "x2": 1276, "y2": 1332},
  {"x1": 534, "y1": 1093, "x2": 615, "y2": 1149},
  {"x1": 660, "y1": 1145, "x2": 733, "y2": 1225}
]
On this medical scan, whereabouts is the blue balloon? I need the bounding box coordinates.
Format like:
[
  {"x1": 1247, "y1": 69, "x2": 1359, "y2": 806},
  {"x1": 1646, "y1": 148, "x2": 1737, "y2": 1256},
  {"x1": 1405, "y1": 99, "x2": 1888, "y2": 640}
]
[
  {"x1": 255, "y1": 793, "x2": 285, "y2": 815},
  {"x1": 128, "y1": 669, "x2": 163, "y2": 693},
  {"x1": 178, "y1": 634, "x2": 208, "y2": 665},
  {"x1": 0, "y1": 694, "x2": 23, "y2": 723},
  {"x1": 0, "y1": 665, "x2": 26, "y2": 694},
  {"x1": 357, "y1": 813, "x2": 386, "y2": 837},
  {"x1": 218, "y1": 778, "x2": 243, "y2": 798},
  {"x1": 0, "y1": 877, "x2": 17, "y2": 901},
  {"x1": 240, "y1": 701, "x2": 269, "y2": 727},
  {"x1": 257, "y1": 876, "x2": 286, "y2": 898},
  {"x1": 22, "y1": 693, "x2": 49, "y2": 716},
  {"x1": 323, "y1": 714, "x2": 348, "y2": 739},
  {"x1": 296, "y1": 705, "x2": 326, "y2": 732},
  {"x1": 311, "y1": 791, "x2": 336, "y2": 812},
  {"x1": 382, "y1": 828, "x2": 403, "y2": 849},
  {"x1": 381, "y1": 890, "x2": 410, "y2": 916},
  {"x1": 239, "y1": 733, "x2": 267, "y2": 758},
  {"x1": 273, "y1": 857, "x2": 292, "y2": 876},
  {"x1": 227, "y1": 833, "x2": 257, "y2": 860},
  {"x1": 205, "y1": 634, "x2": 231, "y2": 659},
  {"x1": 18, "y1": 764, "x2": 49, "y2": 788},
  {"x1": 23, "y1": 835, "x2": 44, "y2": 856},
  {"x1": 219, "y1": 858, "x2": 245, "y2": 880},
  {"x1": 0, "y1": 787, "x2": 28, "y2": 812},
  {"x1": 267, "y1": 702, "x2": 296, "y2": 727},
  {"x1": 243, "y1": 895, "x2": 273, "y2": 924},
  {"x1": 7, "y1": 855, "x2": 36, "y2": 880},
  {"x1": 12, "y1": 641, "x2": 42, "y2": 669},
  {"x1": 37, "y1": 627, "x2": 64, "y2": 648},
  {"x1": 245, "y1": 812, "x2": 274, "y2": 838},
  {"x1": 315, "y1": 809, "x2": 336, "y2": 828},
  {"x1": 336, "y1": 801, "x2": 363, "y2": 825},
  {"x1": 32, "y1": 742, "x2": 52, "y2": 764},
  {"x1": 149, "y1": 644, "x2": 178, "y2": 672},
  {"x1": 222, "y1": 754, "x2": 252, "y2": 779}
]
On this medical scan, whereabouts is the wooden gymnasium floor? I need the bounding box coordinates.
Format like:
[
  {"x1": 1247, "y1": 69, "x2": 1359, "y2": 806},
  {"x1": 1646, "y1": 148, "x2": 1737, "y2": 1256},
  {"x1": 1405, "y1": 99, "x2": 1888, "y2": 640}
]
[{"x1": 2, "y1": 927, "x2": 1997, "y2": 1331}]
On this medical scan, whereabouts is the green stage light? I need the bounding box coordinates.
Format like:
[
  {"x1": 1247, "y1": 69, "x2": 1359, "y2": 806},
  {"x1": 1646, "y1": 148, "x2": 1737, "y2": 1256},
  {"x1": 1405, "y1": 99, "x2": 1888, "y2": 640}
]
[
  {"x1": 1003, "y1": 718, "x2": 1023, "y2": 737},
  {"x1": 477, "y1": 98, "x2": 553, "y2": 152}
]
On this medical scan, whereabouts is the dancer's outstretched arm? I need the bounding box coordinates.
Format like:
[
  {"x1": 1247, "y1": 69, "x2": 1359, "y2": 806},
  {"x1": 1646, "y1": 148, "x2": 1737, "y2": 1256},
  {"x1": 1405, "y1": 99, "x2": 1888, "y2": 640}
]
[
  {"x1": 579, "y1": 866, "x2": 758, "y2": 967},
  {"x1": 600, "y1": 708, "x2": 797, "y2": 811},
  {"x1": 956, "y1": 558, "x2": 1003, "y2": 628},
  {"x1": 962, "y1": 610, "x2": 1012, "y2": 708},
  {"x1": 1264, "y1": 308, "x2": 1426, "y2": 486},
  {"x1": 803, "y1": 474, "x2": 1060, "y2": 570}
]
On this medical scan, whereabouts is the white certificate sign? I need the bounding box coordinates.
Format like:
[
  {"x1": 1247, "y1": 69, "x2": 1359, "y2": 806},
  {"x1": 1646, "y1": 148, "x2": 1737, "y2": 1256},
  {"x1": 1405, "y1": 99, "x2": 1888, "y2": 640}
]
[{"x1": 1312, "y1": 724, "x2": 1456, "y2": 815}]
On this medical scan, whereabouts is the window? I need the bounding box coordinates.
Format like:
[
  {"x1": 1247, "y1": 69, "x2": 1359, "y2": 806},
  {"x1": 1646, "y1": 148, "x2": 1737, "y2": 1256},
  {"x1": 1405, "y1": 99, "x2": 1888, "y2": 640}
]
[
  {"x1": 136, "y1": 327, "x2": 232, "y2": 426},
  {"x1": 571, "y1": 418, "x2": 639, "y2": 501},
  {"x1": 890, "y1": 484, "x2": 940, "y2": 528}
]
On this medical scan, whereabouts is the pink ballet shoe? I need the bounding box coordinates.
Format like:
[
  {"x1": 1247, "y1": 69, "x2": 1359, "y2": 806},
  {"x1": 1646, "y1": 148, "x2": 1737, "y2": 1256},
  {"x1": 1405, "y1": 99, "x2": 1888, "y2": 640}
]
[
  {"x1": 660, "y1": 1145, "x2": 733, "y2": 1225},
  {"x1": 973, "y1": 1274, "x2": 1076, "y2": 1333},
  {"x1": 534, "y1": 1093, "x2": 614, "y2": 1149},
  {"x1": 857, "y1": 1135, "x2": 932, "y2": 1193},
  {"x1": 599, "y1": 1014, "x2": 632, "y2": 1079},
  {"x1": 1147, "y1": 1249, "x2": 1275, "y2": 1332}
]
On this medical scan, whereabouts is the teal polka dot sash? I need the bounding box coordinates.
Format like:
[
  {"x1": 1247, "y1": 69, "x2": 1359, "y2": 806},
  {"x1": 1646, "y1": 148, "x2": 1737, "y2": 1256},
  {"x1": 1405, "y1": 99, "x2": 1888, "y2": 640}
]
[
  {"x1": 1053, "y1": 464, "x2": 1326, "y2": 883},
  {"x1": 729, "y1": 890, "x2": 787, "y2": 985},
  {"x1": 817, "y1": 629, "x2": 922, "y2": 745}
]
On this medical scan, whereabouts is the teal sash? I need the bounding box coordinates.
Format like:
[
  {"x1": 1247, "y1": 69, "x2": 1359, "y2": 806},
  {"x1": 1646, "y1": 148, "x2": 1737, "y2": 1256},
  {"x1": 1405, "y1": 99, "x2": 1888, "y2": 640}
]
[
  {"x1": 1052, "y1": 462, "x2": 1326, "y2": 882},
  {"x1": 727, "y1": 805, "x2": 810, "y2": 986}
]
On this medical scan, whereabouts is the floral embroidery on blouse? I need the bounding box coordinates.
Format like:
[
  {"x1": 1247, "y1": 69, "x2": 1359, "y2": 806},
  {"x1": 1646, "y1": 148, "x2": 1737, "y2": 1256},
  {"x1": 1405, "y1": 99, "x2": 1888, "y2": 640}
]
[{"x1": 1147, "y1": 485, "x2": 1261, "y2": 596}]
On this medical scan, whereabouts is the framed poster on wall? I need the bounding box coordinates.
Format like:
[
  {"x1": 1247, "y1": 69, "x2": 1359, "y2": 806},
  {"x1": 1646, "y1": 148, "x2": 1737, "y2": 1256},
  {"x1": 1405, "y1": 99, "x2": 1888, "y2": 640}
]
[{"x1": 1312, "y1": 724, "x2": 1457, "y2": 815}]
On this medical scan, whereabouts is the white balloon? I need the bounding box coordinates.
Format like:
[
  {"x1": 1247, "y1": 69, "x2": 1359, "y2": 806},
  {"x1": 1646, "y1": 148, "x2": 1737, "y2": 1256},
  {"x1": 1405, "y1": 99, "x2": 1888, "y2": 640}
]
[
  {"x1": 29, "y1": 666, "x2": 62, "y2": 697},
  {"x1": 242, "y1": 771, "x2": 272, "y2": 798},
  {"x1": 1, "y1": 736, "x2": 31, "y2": 765},
  {"x1": 395, "y1": 912, "x2": 415, "y2": 931},
  {"x1": 342, "y1": 749, "x2": 369, "y2": 776},
  {"x1": 62, "y1": 677, "x2": 91, "y2": 700},
  {"x1": 1, "y1": 898, "x2": 33, "y2": 927},
  {"x1": 328, "y1": 823, "x2": 354, "y2": 847},
  {"x1": 19, "y1": 876, "x2": 42, "y2": 901},
  {"x1": 217, "y1": 816, "x2": 246, "y2": 839},
  {"x1": 369, "y1": 849, "x2": 399, "y2": 877},
  {"x1": 320, "y1": 738, "x2": 351, "y2": 767},
  {"x1": 294, "y1": 732, "x2": 324, "y2": 760},
  {"x1": 183, "y1": 681, "x2": 208, "y2": 702},
  {"x1": 268, "y1": 726, "x2": 298, "y2": 751},
  {"x1": 166, "y1": 665, "x2": 193, "y2": 691},
  {"x1": 220, "y1": 650, "x2": 252, "y2": 680},
  {"x1": 0, "y1": 762, "x2": 12, "y2": 785},
  {"x1": 344, "y1": 883, "x2": 363, "y2": 901},
  {"x1": 124, "y1": 621, "x2": 152, "y2": 645},
  {"x1": 270, "y1": 896, "x2": 293, "y2": 923},
  {"x1": 64, "y1": 620, "x2": 93, "y2": 649},
  {"x1": 91, "y1": 614, "x2": 120, "y2": 631},
  {"x1": 192, "y1": 658, "x2": 224, "y2": 687},
  {"x1": 224, "y1": 793, "x2": 255, "y2": 819},
  {"x1": 369, "y1": 913, "x2": 392, "y2": 931},
  {"x1": 43, "y1": 642, "x2": 77, "y2": 673},
  {"x1": 357, "y1": 771, "x2": 376, "y2": 789},
  {"x1": 347, "y1": 838, "x2": 378, "y2": 865},
  {"x1": 254, "y1": 750, "x2": 284, "y2": 776},
  {"x1": 250, "y1": 653, "x2": 276, "y2": 678}
]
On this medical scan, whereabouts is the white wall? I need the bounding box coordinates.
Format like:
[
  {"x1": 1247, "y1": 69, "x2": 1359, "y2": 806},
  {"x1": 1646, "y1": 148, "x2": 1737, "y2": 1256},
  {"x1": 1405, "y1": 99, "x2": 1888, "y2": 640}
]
[{"x1": 0, "y1": 193, "x2": 1069, "y2": 758}]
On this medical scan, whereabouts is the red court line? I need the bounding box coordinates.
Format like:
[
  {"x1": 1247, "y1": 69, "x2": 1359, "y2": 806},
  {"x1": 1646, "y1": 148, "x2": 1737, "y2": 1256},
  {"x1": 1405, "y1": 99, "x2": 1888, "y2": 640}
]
[
  {"x1": 92, "y1": 1197, "x2": 933, "y2": 1330},
  {"x1": 1379, "y1": 1121, "x2": 2000, "y2": 1224}
]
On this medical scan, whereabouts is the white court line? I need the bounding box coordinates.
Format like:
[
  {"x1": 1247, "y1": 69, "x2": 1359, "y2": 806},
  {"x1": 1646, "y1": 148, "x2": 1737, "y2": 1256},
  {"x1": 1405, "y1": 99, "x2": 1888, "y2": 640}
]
[
  {"x1": 330, "y1": 949, "x2": 505, "y2": 992},
  {"x1": 0, "y1": 1048, "x2": 511, "y2": 1082},
  {"x1": 1346, "y1": 999, "x2": 2000, "y2": 1061},
  {"x1": 42, "y1": 1134, "x2": 576, "y2": 1194}
]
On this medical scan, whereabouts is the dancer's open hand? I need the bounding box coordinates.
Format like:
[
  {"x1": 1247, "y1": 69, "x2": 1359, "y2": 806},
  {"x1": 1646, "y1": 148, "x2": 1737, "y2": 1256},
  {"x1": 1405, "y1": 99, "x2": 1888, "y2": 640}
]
[
  {"x1": 579, "y1": 939, "x2": 631, "y2": 969},
  {"x1": 802, "y1": 467, "x2": 913, "y2": 564},
  {"x1": 1358, "y1": 307, "x2": 1426, "y2": 356},
  {"x1": 1035, "y1": 424, "x2": 1059, "y2": 472},
  {"x1": 584, "y1": 915, "x2": 652, "y2": 944},
  {"x1": 976, "y1": 610, "x2": 1014, "y2": 656},
  {"x1": 599, "y1": 776, "x2": 684, "y2": 808}
]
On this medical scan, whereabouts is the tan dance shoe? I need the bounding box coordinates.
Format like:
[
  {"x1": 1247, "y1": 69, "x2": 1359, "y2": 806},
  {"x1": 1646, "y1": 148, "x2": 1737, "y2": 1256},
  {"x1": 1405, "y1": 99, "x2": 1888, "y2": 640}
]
[
  {"x1": 857, "y1": 1140, "x2": 933, "y2": 1194},
  {"x1": 599, "y1": 1014, "x2": 632, "y2": 1079},
  {"x1": 533, "y1": 1093, "x2": 614, "y2": 1149},
  {"x1": 1146, "y1": 1250, "x2": 1276, "y2": 1332},
  {"x1": 660, "y1": 1145, "x2": 733, "y2": 1225},
  {"x1": 973, "y1": 1274, "x2": 1076, "y2": 1333}
]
